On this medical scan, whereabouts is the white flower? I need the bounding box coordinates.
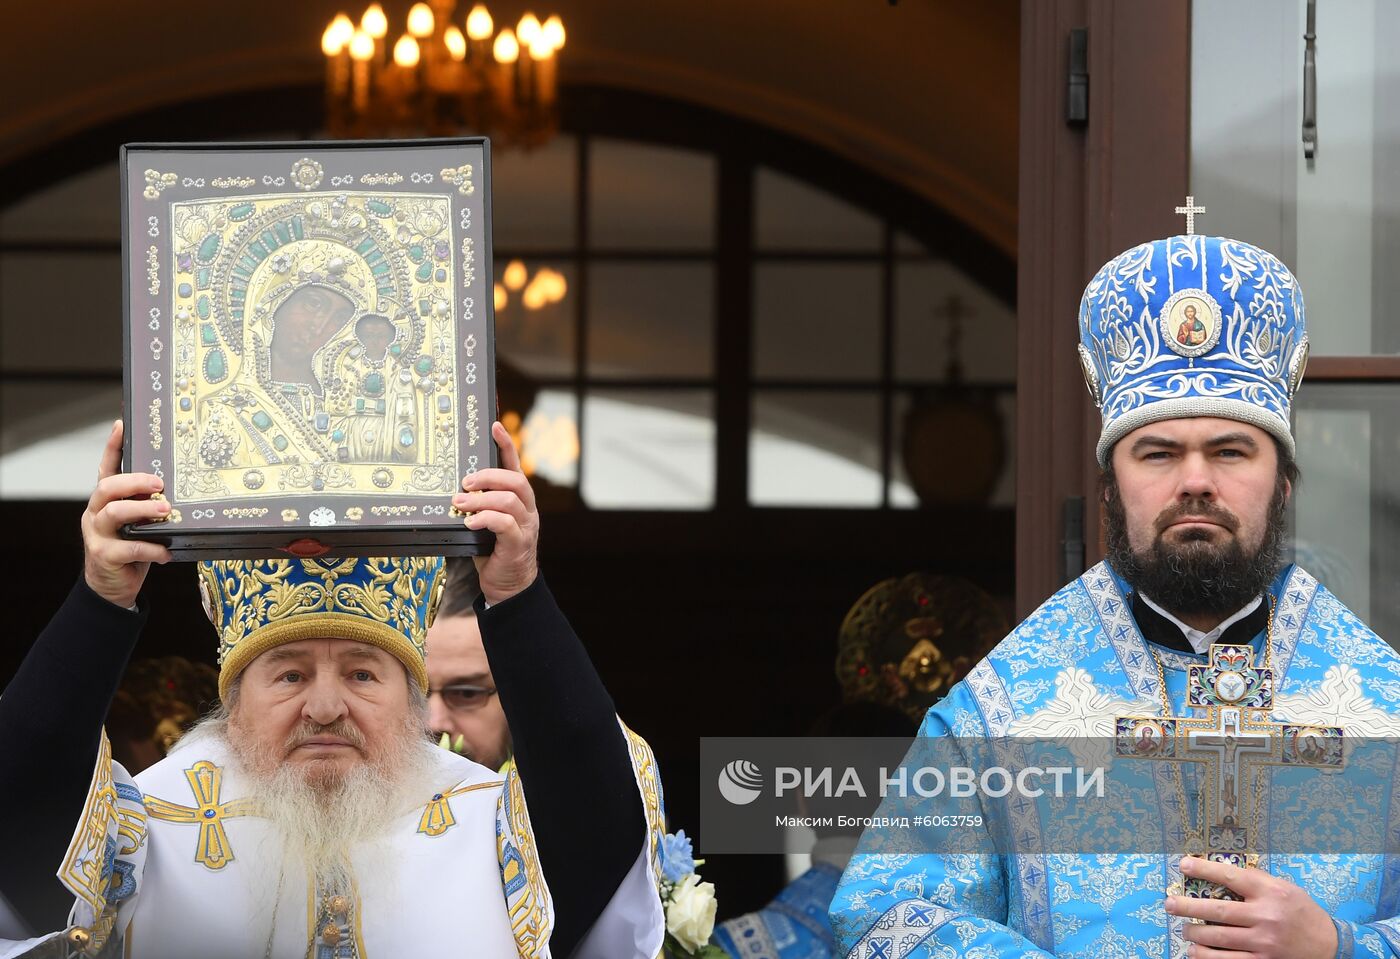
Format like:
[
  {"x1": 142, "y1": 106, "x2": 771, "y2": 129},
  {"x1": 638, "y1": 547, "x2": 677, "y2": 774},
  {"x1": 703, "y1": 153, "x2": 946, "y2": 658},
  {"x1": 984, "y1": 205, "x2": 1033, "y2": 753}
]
[{"x1": 666, "y1": 874, "x2": 717, "y2": 953}]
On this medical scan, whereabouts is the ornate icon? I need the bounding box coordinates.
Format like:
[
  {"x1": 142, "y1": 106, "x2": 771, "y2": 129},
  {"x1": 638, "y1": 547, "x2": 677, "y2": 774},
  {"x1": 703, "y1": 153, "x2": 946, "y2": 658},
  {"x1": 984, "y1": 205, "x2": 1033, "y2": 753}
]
[{"x1": 1159, "y1": 288, "x2": 1224, "y2": 358}]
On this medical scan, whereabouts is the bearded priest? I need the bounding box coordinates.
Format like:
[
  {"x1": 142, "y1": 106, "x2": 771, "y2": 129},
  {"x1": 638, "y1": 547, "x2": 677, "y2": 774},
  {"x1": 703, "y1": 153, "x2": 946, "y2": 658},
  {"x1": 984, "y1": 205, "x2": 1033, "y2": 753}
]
[
  {"x1": 829, "y1": 228, "x2": 1400, "y2": 957},
  {"x1": 0, "y1": 421, "x2": 666, "y2": 959}
]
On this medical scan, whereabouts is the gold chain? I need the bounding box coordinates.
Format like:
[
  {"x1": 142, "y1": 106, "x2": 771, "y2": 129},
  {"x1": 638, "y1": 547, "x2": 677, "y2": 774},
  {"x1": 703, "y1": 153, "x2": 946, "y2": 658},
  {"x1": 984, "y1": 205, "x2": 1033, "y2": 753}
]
[{"x1": 1148, "y1": 595, "x2": 1276, "y2": 855}]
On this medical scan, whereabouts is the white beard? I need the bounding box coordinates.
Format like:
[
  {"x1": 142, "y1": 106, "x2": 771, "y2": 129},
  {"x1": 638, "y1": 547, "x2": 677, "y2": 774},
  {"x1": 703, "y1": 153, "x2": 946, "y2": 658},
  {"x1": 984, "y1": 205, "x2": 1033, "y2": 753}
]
[
  {"x1": 181, "y1": 712, "x2": 442, "y2": 895},
  {"x1": 249, "y1": 743, "x2": 440, "y2": 892}
]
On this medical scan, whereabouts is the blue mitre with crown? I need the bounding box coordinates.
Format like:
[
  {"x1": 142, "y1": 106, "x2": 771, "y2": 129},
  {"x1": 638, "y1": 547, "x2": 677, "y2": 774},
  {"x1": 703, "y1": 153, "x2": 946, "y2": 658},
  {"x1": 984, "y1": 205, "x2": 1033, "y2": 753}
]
[
  {"x1": 197, "y1": 556, "x2": 446, "y2": 698},
  {"x1": 1077, "y1": 199, "x2": 1309, "y2": 466}
]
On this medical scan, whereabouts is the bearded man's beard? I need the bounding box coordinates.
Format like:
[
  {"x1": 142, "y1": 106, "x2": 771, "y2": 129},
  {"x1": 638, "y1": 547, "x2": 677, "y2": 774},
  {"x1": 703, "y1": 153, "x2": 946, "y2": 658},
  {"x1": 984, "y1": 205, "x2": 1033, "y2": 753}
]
[
  {"x1": 1103, "y1": 471, "x2": 1289, "y2": 620},
  {"x1": 192, "y1": 705, "x2": 441, "y2": 892}
]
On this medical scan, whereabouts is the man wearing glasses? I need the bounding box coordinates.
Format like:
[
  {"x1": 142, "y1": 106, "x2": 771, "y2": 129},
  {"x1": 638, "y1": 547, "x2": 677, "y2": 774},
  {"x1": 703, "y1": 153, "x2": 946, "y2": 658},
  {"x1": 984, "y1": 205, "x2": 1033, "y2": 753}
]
[{"x1": 427, "y1": 558, "x2": 512, "y2": 772}]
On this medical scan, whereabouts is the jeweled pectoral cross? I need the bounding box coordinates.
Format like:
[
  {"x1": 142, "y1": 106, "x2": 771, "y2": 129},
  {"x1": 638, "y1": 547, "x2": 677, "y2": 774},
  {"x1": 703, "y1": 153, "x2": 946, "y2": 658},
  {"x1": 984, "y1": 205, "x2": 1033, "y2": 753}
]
[{"x1": 1115, "y1": 643, "x2": 1344, "y2": 901}]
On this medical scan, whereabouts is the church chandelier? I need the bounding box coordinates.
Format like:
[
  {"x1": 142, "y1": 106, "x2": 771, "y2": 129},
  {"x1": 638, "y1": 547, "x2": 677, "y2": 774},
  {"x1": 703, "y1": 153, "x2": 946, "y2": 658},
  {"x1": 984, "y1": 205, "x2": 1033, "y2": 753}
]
[{"x1": 321, "y1": 2, "x2": 565, "y2": 145}]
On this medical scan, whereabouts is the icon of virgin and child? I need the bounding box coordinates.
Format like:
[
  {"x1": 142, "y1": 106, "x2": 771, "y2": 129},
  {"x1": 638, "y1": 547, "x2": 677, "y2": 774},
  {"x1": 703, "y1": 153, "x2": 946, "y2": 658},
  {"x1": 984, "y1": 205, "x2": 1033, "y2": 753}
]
[{"x1": 190, "y1": 231, "x2": 448, "y2": 479}]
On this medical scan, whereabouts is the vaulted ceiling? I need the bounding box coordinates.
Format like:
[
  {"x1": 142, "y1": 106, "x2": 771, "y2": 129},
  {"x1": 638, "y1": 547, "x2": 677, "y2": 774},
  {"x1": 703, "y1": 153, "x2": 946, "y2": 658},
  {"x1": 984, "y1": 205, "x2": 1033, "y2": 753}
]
[{"x1": 0, "y1": 0, "x2": 1019, "y2": 252}]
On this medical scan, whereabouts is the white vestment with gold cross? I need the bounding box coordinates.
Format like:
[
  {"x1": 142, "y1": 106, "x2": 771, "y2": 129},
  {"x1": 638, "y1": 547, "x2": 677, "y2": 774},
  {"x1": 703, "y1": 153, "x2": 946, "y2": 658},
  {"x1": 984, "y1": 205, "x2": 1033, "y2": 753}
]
[{"x1": 0, "y1": 722, "x2": 666, "y2": 959}]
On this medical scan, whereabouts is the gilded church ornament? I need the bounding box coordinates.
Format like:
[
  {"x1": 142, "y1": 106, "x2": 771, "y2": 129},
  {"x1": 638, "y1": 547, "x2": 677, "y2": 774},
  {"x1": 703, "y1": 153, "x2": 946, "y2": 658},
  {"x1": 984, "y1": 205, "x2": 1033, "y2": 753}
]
[
  {"x1": 122, "y1": 140, "x2": 495, "y2": 559},
  {"x1": 440, "y1": 164, "x2": 474, "y2": 195},
  {"x1": 290, "y1": 157, "x2": 325, "y2": 191},
  {"x1": 837, "y1": 573, "x2": 1006, "y2": 723},
  {"x1": 143, "y1": 169, "x2": 177, "y2": 200}
]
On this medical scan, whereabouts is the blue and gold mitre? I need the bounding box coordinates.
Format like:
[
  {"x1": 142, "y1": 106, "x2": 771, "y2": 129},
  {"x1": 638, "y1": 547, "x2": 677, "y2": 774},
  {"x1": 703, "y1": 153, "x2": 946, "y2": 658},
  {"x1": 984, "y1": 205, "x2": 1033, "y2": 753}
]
[
  {"x1": 196, "y1": 556, "x2": 446, "y2": 697},
  {"x1": 1078, "y1": 233, "x2": 1309, "y2": 466}
]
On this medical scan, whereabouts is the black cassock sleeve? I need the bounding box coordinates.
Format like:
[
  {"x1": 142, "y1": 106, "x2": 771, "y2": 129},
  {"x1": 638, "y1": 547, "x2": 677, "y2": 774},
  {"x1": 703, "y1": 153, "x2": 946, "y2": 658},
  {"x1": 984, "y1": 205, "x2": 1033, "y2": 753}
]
[
  {"x1": 476, "y1": 575, "x2": 646, "y2": 958},
  {"x1": 0, "y1": 576, "x2": 148, "y2": 933}
]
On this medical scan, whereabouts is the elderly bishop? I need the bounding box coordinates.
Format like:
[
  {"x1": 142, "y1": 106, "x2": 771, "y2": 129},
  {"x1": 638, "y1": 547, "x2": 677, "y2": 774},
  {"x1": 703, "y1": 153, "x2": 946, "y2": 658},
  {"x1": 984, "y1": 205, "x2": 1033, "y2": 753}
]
[{"x1": 0, "y1": 422, "x2": 666, "y2": 959}]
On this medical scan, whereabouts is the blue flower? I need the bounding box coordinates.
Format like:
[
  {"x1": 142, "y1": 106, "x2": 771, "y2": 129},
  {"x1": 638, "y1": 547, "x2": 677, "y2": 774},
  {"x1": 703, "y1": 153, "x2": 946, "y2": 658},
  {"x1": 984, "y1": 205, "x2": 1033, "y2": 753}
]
[{"x1": 660, "y1": 830, "x2": 696, "y2": 883}]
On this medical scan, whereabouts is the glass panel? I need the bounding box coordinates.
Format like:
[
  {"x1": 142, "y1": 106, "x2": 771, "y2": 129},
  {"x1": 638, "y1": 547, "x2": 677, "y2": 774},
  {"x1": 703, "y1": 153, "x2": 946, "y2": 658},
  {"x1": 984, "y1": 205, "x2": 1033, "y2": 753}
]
[
  {"x1": 1292, "y1": 382, "x2": 1400, "y2": 641},
  {"x1": 749, "y1": 391, "x2": 882, "y2": 507},
  {"x1": 588, "y1": 139, "x2": 715, "y2": 250},
  {"x1": 492, "y1": 135, "x2": 577, "y2": 249},
  {"x1": 0, "y1": 163, "x2": 121, "y2": 243},
  {"x1": 494, "y1": 258, "x2": 575, "y2": 378},
  {"x1": 581, "y1": 389, "x2": 714, "y2": 509},
  {"x1": 754, "y1": 168, "x2": 881, "y2": 251},
  {"x1": 0, "y1": 252, "x2": 122, "y2": 372},
  {"x1": 894, "y1": 231, "x2": 932, "y2": 256},
  {"x1": 894, "y1": 260, "x2": 1016, "y2": 384},
  {"x1": 1, "y1": 381, "x2": 122, "y2": 499},
  {"x1": 587, "y1": 262, "x2": 713, "y2": 378},
  {"x1": 890, "y1": 389, "x2": 1016, "y2": 508},
  {"x1": 753, "y1": 263, "x2": 880, "y2": 381},
  {"x1": 500, "y1": 387, "x2": 578, "y2": 512},
  {"x1": 1192, "y1": 0, "x2": 1400, "y2": 354}
]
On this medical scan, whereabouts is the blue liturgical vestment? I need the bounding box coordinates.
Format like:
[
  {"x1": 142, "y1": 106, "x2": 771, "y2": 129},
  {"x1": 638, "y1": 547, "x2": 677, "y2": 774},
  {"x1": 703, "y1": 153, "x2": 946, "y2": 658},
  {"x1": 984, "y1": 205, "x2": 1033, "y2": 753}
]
[
  {"x1": 829, "y1": 562, "x2": 1400, "y2": 957},
  {"x1": 715, "y1": 862, "x2": 844, "y2": 959}
]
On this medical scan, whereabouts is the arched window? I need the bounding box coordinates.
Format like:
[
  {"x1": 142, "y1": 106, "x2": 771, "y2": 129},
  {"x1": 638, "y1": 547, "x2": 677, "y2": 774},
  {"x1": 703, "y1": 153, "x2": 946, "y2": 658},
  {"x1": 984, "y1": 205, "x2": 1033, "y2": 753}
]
[{"x1": 0, "y1": 87, "x2": 1014, "y2": 518}]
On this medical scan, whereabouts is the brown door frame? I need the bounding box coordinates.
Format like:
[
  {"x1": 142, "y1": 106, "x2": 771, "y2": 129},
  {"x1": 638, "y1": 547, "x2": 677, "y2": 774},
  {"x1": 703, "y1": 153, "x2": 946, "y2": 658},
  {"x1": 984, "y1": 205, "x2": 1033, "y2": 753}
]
[{"x1": 1015, "y1": 0, "x2": 1191, "y2": 617}]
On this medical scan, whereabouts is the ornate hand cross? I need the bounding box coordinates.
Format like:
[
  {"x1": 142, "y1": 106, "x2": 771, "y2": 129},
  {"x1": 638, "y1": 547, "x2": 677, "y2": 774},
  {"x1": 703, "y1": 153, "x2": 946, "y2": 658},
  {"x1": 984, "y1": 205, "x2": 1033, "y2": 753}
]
[{"x1": 1116, "y1": 643, "x2": 1343, "y2": 900}]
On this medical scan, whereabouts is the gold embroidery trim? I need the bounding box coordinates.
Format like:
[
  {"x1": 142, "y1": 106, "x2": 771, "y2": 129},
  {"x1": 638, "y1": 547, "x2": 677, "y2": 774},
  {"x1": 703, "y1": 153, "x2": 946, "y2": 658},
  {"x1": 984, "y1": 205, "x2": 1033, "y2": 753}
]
[
  {"x1": 416, "y1": 779, "x2": 502, "y2": 837},
  {"x1": 500, "y1": 767, "x2": 551, "y2": 958},
  {"x1": 622, "y1": 721, "x2": 666, "y2": 882},
  {"x1": 59, "y1": 730, "x2": 149, "y2": 956}
]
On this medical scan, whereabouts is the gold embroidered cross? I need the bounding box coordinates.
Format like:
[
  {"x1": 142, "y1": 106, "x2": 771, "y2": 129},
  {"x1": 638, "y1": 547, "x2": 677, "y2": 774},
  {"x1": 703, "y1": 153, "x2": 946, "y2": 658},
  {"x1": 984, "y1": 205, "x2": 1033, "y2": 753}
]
[
  {"x1": 1175, "y1": 195, "x2": 1206, "y2": 235},
  {"x1": 143, "y1": 761, "x2": 255, "y2": 870}
]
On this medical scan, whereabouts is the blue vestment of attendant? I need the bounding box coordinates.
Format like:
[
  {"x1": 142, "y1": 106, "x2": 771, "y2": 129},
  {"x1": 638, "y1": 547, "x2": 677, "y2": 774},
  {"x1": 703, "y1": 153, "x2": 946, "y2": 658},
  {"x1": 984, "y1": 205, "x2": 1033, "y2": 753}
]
[
  {"x1": 829, "y1": 562, "x2": 1400, "y2": 957},
  {"x1": 715, "y1": 863, "x2": 843, "y2": 959}
]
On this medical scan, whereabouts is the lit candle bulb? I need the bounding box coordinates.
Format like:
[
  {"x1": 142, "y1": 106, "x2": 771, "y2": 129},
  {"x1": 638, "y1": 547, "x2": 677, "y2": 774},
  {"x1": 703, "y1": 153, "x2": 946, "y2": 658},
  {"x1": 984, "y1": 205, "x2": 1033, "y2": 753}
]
[
  {"x1": 545, "y1": 268, "x2": 567, "y2": 302},
  {"x1": 322, "y1": 15, "x2": 354, "y2": 132},
  {"x1": 530, "y1": 36, "x2": 555, "y2": 107},
  {"x1": 493, "y1": 28, "x2": 519, "y2": 109},
  {"x1": 394, "y1": 34, "x2": 421, "y2": 67},
  {"x1": 517, "y1": 12, "x2": 542, "y2": 47},
  {"x1": 444, "y1": 26, "x2": 467, "y2": 61},
  {"x1": 349, "y1": 29, "x2": 375, "y2": 116},
  {"x1": 503, "y1": 259, "x2": 527, "y2": 291},
  {"x1": 361, "y1": 5, "x2": 388, "y2": 101},
  {"x1": 522, "y1": 277, "x2": 547, "y2": 311},
  {"x1": 361, "y1": 3, "x2": 388, "y2": 37},
  {"x1": 362, "y1": 1, "x2": 387, "y2": 63},
  {"x1": 494, "y1": 28, "x2": 520, "y2": 63},
  {"x1": 467, "y1": 4, "x2": 493, "y2": 39},
  {"x1": 407, "y1": 2, "x2": 434, "y2": 38},
  {"x1": 542, "y1": 15, "x2": 565, "y2": 51}
]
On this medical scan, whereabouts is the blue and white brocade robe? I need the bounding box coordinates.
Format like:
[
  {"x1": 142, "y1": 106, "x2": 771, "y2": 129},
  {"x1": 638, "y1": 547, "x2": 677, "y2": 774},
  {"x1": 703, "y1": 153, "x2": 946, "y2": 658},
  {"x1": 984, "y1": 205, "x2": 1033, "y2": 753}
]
[
  {"x1": 714, "y1": 862, "x2": 843, "y2": 959},
  {"x1": 829, "y1": 563, "x2": 1400, "y2": 958}
]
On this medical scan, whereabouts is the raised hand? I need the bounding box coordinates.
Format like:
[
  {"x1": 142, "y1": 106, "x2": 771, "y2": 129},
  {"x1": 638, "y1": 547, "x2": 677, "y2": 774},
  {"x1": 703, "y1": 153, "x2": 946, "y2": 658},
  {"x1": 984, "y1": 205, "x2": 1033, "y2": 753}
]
[
  {"x1": 82, "y1": 420, "x2": 173, "y2": 608},
  {"x1": 455, "y1": 421, "x2": 539, "y2": 605}
]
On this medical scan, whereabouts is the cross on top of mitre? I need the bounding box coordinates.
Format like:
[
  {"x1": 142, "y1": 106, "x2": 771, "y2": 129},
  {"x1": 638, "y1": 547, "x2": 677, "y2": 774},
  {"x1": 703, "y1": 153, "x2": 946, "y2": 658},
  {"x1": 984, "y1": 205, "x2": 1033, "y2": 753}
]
[{"x1": 1175, "y1": 195, "x2": 1206, "y2": 235}]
